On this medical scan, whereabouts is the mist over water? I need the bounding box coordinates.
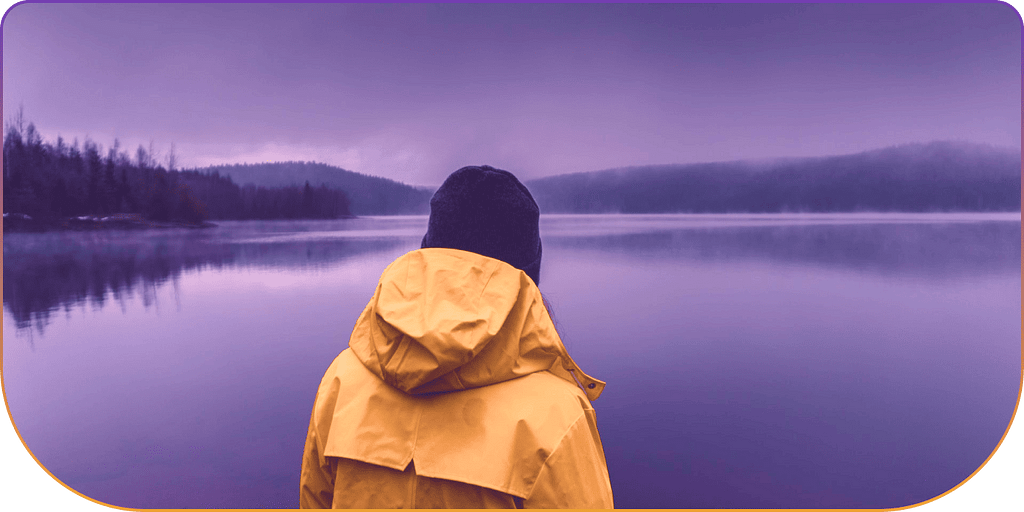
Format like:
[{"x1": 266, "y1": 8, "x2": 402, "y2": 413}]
[{"x1": 3, "y1": 213, "x2": 1020, "y2": 508}]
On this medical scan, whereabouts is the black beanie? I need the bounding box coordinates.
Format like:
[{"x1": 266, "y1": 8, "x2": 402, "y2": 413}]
[{"x1": 422, "y1": 165, "x2": 542, "y2": 285}]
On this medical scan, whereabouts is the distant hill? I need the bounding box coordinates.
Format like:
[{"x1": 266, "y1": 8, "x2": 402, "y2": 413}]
[
  {"x1": 526, "y1": 141, "x2": 1021, "y2": 213},
  {"x1": 191, "y1": 161, "x2": 433, "y2": 215}
]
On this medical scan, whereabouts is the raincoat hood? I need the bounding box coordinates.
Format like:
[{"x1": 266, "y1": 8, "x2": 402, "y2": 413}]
[
  {"x1": 349, "y1": 248, "x2": 604, "y2": 400},
  {"x1": 301, "y1": 248, "x2": 614, "y2": 507}
]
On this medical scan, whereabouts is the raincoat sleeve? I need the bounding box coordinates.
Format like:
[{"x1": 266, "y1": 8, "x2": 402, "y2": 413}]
[
  {"x1": 300, "y1": 400, "x2": 335, "y2": 508},
  {"x1": 524, "y1": 410, "x2": 615, "y2": 509}
]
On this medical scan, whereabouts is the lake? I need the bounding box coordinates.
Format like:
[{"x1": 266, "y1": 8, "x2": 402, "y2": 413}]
[{"x1": 2, "y1": 213, "x2": 1020, "y2": 508}]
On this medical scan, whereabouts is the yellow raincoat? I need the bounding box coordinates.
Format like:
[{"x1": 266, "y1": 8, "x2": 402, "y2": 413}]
[{"x1": 300, "y1": 248, "x2": 613, "y2": 508}]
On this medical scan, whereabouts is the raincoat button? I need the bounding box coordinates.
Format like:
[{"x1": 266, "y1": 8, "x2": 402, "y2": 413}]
[{"x1": 587, "y1": 383, "x2": 596, "y2": 389}]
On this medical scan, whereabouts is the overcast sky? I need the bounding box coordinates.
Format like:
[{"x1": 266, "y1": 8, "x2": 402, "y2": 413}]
[{"x1": 2, "y1": 3, "x2": 1020, "y2": 187}]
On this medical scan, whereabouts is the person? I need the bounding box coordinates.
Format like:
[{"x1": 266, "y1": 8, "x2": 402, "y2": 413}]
[{"x1": 299, "y1": 165, "x2": 613, "y2": 508}]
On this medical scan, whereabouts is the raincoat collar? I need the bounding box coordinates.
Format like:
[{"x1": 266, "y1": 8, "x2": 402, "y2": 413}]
[{"x1": 349, "y1": 248, "x2": 604, "y2": 401}]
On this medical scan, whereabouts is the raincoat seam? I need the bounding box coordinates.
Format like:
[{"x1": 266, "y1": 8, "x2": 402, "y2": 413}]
[
  {"x1": 388, "y1": 334, "x2": 415, "y2": 390},
  {"x1": 450, "y1": 370, "x2": 466, "y2": 391},
  {"x1": 366, "y1": 310, "x2": 388, "y2": 379},
  {"x1": 408, "y1": 398, "x2": 423, "y2": 471},
  {"x1": 412, "y1": 466, "x2": 531, "y2": 500},
  {"x1": 408, "y1": 462, "x2": 419, "y2": 508},
  {"x1": 479, "y1": 264, "x2": 497, "y2": 300},
  {"x1": 403, "y1": 398, "x2": 587, "y2": 500},
  {"x1": 523, "y1": 410, "x2": 587, "y2": 501}
]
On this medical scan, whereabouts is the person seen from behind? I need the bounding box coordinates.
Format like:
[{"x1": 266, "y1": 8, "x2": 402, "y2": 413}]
[{"x1": 299, "y1": 165, "x2": 614, "y2": 508}]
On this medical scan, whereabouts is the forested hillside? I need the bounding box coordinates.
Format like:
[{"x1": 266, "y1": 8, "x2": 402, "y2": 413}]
[
  {"x1": 194, "y1": 162, "x2": 432, "y2": 215},
  {"x1": 2, "y1": 118, "x2": 351, "y2": 226},
  {"x1": 7, "y1": 113, "x2": 1016, "y2": 225},
  {"x1": 526, "y1": 142, "x2": 1021, "y2": 213}
]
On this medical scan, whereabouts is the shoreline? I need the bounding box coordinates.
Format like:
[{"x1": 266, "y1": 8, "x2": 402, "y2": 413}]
[
  {"x1": 2, "y1": 213, "x2": 363, "y2": 233},
  {"x1": 4, "y1": 210, "x2": 1017, "y2": 234},
  {"x1": 2, "y1": 214, "x2": 217, "y2": 233}
]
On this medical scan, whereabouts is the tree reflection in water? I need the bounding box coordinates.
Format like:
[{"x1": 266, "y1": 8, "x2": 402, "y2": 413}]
[
  {"x1": 3, "y1": 224, "x2": 409, "y2": 334},
  {"x1": 4, "y1": 214, "x2": 1019, "y2": 335}
]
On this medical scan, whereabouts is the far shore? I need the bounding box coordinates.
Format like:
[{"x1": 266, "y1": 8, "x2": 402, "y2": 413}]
[
  {"x1": 4, "y1": 210, "x2": 1019, "y2": 234},
  {"x1": 3, "y1": 212, "x2": 220, "y2": 233}
]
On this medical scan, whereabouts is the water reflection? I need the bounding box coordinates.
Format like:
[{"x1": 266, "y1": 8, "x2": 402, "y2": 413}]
[
  {"x1": 3, "y1": 218, "x2": 423, "y2": 332},
  {"x1": 2, "y1": 213, "x2": 1020, "y2": 509},
  {"x1": 543, "y1": 213, "x2": 1021, "y2": 279},
  {"x1": 5, "y1": 214, "x2": 1017, "y2": 333}
]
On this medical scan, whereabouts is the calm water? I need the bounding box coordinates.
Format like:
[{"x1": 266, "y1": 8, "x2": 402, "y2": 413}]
[{"x1": 2, "y1": 213, "x2": 1020, "y2": 508}]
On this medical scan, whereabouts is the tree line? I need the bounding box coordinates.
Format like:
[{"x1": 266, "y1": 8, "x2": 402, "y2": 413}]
[
  {"x1": 526, "y1": 141, "x2": 1021, "y2": 213},
  {"x1": 3, "y1": 114, "x2": 351, "y2": 224},
  {"x1": 196, "y1": 161, "x2": 432, "y2": 215}
]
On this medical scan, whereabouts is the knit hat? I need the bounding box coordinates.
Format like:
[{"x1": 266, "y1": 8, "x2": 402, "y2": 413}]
[{"x1": 422, "y1": 165, "x2": 542, "y2": 285}]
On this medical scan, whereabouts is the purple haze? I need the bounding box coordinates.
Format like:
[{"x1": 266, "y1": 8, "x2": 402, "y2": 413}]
[{"x1": 2, "y1": 3, "x2": 1020, "y2": 186}]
